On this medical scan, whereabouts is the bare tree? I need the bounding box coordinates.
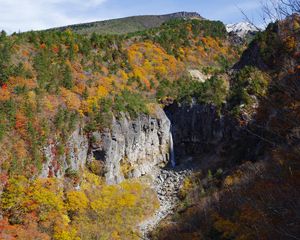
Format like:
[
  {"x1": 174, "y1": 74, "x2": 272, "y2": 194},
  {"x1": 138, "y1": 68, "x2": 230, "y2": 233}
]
[{"x1": 261, "y1": 0, "x2": 300, "y2": 23}]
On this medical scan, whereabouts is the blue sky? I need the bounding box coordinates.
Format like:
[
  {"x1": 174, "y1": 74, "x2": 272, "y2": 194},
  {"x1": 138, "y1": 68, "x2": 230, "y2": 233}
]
[{"x1": 0, "y1": 0, "x2": 264, "y2": 33}]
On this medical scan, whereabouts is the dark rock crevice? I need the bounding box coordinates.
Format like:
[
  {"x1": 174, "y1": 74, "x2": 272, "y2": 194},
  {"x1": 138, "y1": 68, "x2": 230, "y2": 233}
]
[
  {"x1": 164, "y1": 101, "x2": 265, "y2": 171},
  {"x1": 165, "y1": 103, "x2": 231, "y2": 163}
]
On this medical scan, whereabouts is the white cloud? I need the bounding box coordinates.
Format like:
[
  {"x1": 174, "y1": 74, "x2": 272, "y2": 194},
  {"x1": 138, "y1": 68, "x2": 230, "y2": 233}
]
[{"x1": 0, "y1": 0, "x2": 108, "y2": 32}]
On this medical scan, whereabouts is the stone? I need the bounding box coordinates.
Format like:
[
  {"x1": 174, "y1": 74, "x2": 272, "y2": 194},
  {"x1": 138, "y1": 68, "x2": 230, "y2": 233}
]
[
  {"x1": 40, "y1": 106, "x2": 171, "y2": 184},
  {"x1": 90, "y1": 107, "x2": 171, "y2": 184}
]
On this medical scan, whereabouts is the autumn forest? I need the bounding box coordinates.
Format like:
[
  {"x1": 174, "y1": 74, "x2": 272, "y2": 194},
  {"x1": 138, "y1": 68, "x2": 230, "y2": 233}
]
[{"x1": 0, "y1": 3, "x2": 299, "y2": 240}]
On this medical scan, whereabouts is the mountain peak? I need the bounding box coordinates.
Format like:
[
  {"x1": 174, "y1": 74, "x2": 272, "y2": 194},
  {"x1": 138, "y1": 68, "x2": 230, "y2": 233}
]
[
  {"x1": 50, "y1": 12, "x2": 204, "y2": 35},
  {"x1": 164, "y1": 11, "x2": 203, "y2": 19},
  {"x1": 226, "y1": 22, "x2": 260, "y2": 37}
]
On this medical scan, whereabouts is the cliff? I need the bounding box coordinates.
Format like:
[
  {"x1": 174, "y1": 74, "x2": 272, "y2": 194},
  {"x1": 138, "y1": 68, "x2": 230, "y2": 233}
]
[
  {"x1": 165, "y1": 102, "x2": 231, "y2": 160},
  {"x1": 41, "y1": 106, "x2": 171, "y2": 184},
  {"x1": 89, "y1": 107, "x2": 171, "y2": 184}
]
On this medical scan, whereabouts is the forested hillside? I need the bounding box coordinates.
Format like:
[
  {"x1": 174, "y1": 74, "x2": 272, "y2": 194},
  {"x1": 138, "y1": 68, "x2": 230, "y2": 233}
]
[
  {"x1": 0, "y1": 18, "x2": 242, "y2": 239},
  {"x1": 152, "y1": 14, "x2": 300, "y2": 240},
  {"x1": 0, "y1": 9, "x2": 299, "y2": 240}
]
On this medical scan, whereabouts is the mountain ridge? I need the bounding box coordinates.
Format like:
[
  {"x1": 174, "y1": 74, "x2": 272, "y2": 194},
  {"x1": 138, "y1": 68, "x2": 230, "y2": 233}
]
[{"x1": 48, "y1": 11, "x2": 204, "y2": 35}]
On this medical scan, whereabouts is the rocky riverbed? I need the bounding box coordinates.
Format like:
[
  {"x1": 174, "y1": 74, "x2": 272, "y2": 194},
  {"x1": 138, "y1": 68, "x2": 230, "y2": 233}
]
[{"x1": 139, "y1": 166, "x2": 193, "y2": 239}]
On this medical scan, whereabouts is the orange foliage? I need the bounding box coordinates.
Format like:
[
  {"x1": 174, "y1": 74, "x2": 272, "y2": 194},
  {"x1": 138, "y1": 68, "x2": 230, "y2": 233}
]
[
  {"x1": 15, "y1": 112, "x2": 27, "y2": 134},
  {"x1": 22, "y1": 50, "x2": 29, "y2": 57},
  {"x1": 0, "y1": 215, "x2": 50, "y2": 240},
  {"x1": 0, "y1": 87, "x2": 10, "y2": 101},
  {"x1": 13, "y1": 139, "x2": 28, "y2": 160},
  {"x1": 0, "y1": 217, "x2": 19, "y2": 240},
  {"x1": 60, "y1": 88, "x2": 81, "y2": 111},
  {"x1": 40, "y1": 43, "x2": 47, "y2": 49},
  {"x1": 8, "y1": 76, "x2": 37, "y2": 90},
  {"x1": 73, "y1": 44, "x2": 79, "y2": 53}
]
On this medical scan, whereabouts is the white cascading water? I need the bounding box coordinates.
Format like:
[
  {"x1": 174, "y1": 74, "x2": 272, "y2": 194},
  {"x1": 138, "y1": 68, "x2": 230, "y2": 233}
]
[{"x1": 169, "y1": 131, "x2": 176, "y2": 167}]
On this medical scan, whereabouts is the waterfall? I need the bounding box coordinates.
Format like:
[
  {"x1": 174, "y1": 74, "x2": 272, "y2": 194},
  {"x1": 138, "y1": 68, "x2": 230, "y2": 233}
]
[{"x1": 169, "y1": 131, "x2": 176, "y2": 167}]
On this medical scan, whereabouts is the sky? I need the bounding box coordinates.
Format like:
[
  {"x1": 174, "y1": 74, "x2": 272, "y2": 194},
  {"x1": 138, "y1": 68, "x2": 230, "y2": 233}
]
[{"x1": 0, "y1": 0, "x2": 264, "y2": 33}]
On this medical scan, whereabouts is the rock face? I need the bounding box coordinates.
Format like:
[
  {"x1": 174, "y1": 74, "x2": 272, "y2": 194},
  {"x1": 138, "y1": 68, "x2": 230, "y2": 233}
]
[
  {"x1": 41, "y1": 107, "x2": 171, "y2": 184},
  {"x1": 188, "y1": 69, "x2": 211, "y2": 82},
  {"x1": 233, "y1": 41, "x2": 269, "y2": 70},
  {"x1": 40, "y1": 107, "x2": 171, "y2": 184},
  {"x1": 165, "y1": 102, "x2": 233, "y2": 161},
  {"x1": 89, "y1": 107, "x2": 171, "y2": 184}
]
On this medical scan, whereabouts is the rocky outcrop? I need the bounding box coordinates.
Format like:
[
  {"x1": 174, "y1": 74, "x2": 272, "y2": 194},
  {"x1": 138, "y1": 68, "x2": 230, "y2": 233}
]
[
  {"x1": 232, "y1": 40, "x2": 269, "y2": 70},
  {"x1": 90, "y1": 107, "x2": 171, "y2": 184},
  {"x1": 165, "y1": 101, "x2": 267, "y2": 168},
  {"x1": 165, "y1": 102, "x2": 231, "y2": 161},
  {"x1": 41, "y1": 107, "x2": 171, "y2": 184}
]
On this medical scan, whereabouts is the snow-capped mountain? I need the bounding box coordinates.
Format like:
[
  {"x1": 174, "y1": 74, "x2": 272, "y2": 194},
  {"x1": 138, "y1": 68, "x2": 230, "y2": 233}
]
[{"x1": 226, "y1": 22, "x2": 259, "y2": 38}]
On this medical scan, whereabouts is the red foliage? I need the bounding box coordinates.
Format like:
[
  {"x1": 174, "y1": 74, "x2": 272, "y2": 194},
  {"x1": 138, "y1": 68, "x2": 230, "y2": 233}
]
[
  {"x1": 0, "y1": 173, "x2": 8, "y2": 187},
  {"x1": 0, "y1": 218, "x2": 18, "y2": 240},
  {"x1": 52, "y1": 46, "x2": 59, "y2": 54},
  {"x1": 1, "y1": 84, "x2": 7, "y2": 90},
  {"x1": 40, "y1": 43, "x2": 46, "y2": 49}
]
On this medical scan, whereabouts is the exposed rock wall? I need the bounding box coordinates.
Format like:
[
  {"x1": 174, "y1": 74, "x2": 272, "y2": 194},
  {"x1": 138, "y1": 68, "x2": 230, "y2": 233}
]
[
  {"x1": 164, "y1": 102, "x2": 234, "y2": 160},
  {"x1": 41, "y1": 107, "x2": 171, "y2": 184},
  {"x1": 90, "y1": 107, "x2": 171, "y2": 184}
]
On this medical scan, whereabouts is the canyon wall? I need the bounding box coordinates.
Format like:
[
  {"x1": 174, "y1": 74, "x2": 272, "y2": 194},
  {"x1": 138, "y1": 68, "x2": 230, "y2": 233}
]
[
  {"x1": 41, "y1": 107, "x2": 171, "y2": 184},
  {"x1": 89, "y1": 107, "x2": 171, "y2": 184},
  {"x1": 165, "y1": 102, "x2": 234, "y2": 161}
]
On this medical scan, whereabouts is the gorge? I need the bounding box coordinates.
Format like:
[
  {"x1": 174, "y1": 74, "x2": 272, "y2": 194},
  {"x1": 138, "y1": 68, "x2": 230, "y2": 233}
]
[
  {"x1": 39, "y1": 101, "x2": 247, "y2": 238},
  {"x1": 0, "y1": 9, "x2": 299, "y2": 240}
]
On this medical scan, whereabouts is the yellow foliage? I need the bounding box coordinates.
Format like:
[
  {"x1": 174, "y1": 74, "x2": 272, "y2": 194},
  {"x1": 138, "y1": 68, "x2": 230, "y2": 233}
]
[
  {"x1": 43, "y1": 94, "x2": 60, "y2": 116},
  {"x1": 224, "y1": 170, "x2": 243, "y2": 187},
  {"x1": 224, "y1": 175, "x2": 234, "y2": 187},
  {"x1": 97, "y1": 85, "x2": 108, "y2": 98},
  {"x1": 81, "y1": 170, "x2": 102, "y2": 190},
  {"x1": 27, "y1": 90, "x2": 36, "y2": 106},
  {"x1": 73, "y1": 44, "x2": 79, "y2": 53},
  {"x1": 1, "y1": 171, "x2": 159, "y2": 240},
  {"x1": 53, "y1": 228, "x2": 80, "y2": 240},
  {"x1": 73, "y1": 174, "x2": 158, "y2": 240},
  {"x1": 127, "y1": 41, "x2": 183, "y2": 89},
  {"x1": 66, "y1": 191, "x2": 89, "y2": 212},
  {"x1": 0, "y1": 175, "x2": 28, "y2": 210},
  {"x1": 28, "y1": 178, "x2": 65, "y2": 214},
  {"x1": 118, "y1": 70, "x2": 129, "y2": 81},
  {"x1": 82, "y1": 85, "x2": 108, "y2": 113}
]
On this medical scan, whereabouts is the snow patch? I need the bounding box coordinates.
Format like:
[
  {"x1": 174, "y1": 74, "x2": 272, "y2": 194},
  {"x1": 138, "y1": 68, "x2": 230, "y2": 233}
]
[{"x1": 226, "y1": 22, "x2": 259, "y2": 38}]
